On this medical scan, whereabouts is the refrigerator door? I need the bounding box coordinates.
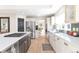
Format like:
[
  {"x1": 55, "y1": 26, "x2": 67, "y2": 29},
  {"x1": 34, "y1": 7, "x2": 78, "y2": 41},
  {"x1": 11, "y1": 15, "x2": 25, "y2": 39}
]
[{"x1": 26, "y1": 21, "x2": 36, "y2": 39}]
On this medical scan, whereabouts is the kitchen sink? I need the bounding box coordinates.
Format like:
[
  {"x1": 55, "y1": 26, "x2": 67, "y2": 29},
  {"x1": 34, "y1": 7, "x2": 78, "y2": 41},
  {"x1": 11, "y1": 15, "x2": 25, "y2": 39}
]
[{"x1": 4, "y1": 33, "x2": 26, "y2": 37}]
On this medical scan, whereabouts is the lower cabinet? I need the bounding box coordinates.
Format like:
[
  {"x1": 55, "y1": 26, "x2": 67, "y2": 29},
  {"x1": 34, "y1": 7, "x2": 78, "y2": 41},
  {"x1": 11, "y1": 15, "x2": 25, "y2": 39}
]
[
  {"x1": 19, "y1": 34, "x2": 31, "y2": 53},
  {"x1": 19, "y1": 36, "x2": 27, "y2": 53},
  {"x1": 48, "y1": 32, "x2": 55, "y2": 47},
  {"x1": 48, "y1": 31, "x2": 79, "y2": 53},
  {"x1": 62, "y1": 40, "x2": 79, "y2": 53},
  {"x1": 55, "y1": 37, "x2": 64, "y2": 53},
  {"x1": 25, "y1": 35, "x2": 31, "y2": 52},
  {"x1": 62, "y1": 42, "x2": 73, "y2": 53},
  {"x1": 2, "y1": 47, "x2": 12, "y2": 53}
]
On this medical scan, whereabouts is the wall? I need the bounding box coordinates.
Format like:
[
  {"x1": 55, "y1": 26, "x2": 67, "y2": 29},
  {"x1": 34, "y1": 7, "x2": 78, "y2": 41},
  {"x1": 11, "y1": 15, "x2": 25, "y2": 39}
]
[
  {"x1": 55, "y1": 6, "x2": 65, "y2": 30},
  {"x1": 0, "y1": 13, "x2": 26, "y2": 32},
  {"x1": 0, "y1": 13, "x2": 17, "y2": 32},
  {"x1": 46, "y1": 17, "x2": 52, "y2": 30},
  {"x1": 55, "y1": 6, "x2": 65, "y2": 25}
]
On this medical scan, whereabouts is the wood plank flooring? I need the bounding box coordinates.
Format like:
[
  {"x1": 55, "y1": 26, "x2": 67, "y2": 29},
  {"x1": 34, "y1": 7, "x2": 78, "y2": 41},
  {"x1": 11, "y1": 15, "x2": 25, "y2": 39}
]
[{"x1": 27, "y1": 35, "x2": 54, "y2": 53}]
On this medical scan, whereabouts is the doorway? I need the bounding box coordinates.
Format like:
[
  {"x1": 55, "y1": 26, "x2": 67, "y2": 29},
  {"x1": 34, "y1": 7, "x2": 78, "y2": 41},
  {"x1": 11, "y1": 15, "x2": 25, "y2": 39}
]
[{"x1": 35, "y1": 19, "x2": 46, "y2": 38}]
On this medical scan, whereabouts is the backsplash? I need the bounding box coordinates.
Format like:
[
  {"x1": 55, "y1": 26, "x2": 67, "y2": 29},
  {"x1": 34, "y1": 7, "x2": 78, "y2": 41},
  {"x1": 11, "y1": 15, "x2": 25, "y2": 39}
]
[{"x1": 71, "y1": 23, "x2": 79, "y2": 32}]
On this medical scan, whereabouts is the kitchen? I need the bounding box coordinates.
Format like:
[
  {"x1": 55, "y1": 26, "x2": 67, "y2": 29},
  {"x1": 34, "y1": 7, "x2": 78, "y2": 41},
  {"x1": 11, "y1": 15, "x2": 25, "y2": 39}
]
[
  {"x1": 0, "y1": 5, "x2": 79, "y2": 53},
  {"x1": 48, "y1": 5, "x2": 79, "y2": 53}
]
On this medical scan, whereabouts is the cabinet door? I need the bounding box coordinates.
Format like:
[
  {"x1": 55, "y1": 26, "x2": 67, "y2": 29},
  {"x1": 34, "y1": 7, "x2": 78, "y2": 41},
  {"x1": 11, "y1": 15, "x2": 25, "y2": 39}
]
[
  {"x1": 55, "y1": 37, "x2": 64, "y2": 53},
  {"x1": 51, "y1": 34, "x2": 56, "y2": 50},
  {"x1": 19, "y1": 43, "x2": 25, "y2": 53},
  {"x1": 49, "y1": 33, "x2": 54, "y2": 46},
  {"x1": 65, "y1": 5, "x2": 76, "y2": 23},
  {"x1": 59, "y1": 39, "x2": 76, "y2": 53},
  {"x1": 48, "y1": 32, "x2": 54, "y2": 48},
  {"x1": 24, "y1": 40, "x2": 28, "y2": 52},
  {"x1": 27, "y1": 35, "x2": 31, "y2": 50},
  {"x1": 55, "y1": 37, "x2": 74, "y2": 53},
  {"x1": 62, "y1": 41, "x2": 73, "y2": 53}
]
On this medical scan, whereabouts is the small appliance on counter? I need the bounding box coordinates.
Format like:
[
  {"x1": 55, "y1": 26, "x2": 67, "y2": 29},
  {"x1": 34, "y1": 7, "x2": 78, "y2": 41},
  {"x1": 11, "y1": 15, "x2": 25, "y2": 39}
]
[{"x1": 67, "y1": 31, "x2": 79, "y2": 37}]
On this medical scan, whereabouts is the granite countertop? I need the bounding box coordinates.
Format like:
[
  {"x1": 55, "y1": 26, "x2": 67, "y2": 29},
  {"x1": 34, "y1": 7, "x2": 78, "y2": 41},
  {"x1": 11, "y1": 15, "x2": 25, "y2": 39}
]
[
  {"x1": 0, "y1": 32, "x2": 31, "y2": 52},
  {"x1": 48, "y1": 29, "x2": 79, "y2": 50}
]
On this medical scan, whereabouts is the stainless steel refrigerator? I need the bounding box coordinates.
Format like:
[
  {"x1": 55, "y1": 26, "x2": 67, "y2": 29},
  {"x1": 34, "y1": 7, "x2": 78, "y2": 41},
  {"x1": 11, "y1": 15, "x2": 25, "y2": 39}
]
[{"x1": 26, "y1": 21, "x2": 36, "y2": 39}]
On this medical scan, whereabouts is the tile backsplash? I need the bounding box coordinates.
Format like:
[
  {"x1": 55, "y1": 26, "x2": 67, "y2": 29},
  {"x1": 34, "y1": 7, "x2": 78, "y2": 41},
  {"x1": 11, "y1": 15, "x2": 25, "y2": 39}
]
[{"x1": 71, "y1": 23, "x2": 79, "y2": 32}]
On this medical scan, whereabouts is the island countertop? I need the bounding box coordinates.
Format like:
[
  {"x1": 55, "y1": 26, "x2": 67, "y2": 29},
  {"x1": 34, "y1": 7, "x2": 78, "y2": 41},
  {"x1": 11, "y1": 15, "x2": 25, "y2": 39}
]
[
  {"x1": 0, "y1": 32, "x2": 31, "y2": 52},
  {"x1": 48, "y1": 29, "x2": 79, "y2": 50}
]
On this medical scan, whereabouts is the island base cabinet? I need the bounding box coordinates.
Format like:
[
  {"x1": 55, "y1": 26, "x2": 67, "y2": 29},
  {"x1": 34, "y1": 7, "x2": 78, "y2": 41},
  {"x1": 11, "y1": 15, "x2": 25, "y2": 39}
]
[
  {"x1": 19, "y1": 35, "x2": 31, "y2": 53},
  {"x1": 2, "y1": 48, "x2": 12, "y2": 53}
]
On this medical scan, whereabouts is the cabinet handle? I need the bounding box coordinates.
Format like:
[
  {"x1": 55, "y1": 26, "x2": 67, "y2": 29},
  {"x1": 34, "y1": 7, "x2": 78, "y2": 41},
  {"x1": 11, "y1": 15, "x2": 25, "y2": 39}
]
[
  {"x1": 76, "y1": 51, "x2": 79, "y2": 53},
  {"x1": 72, "y1": 50, "x2": 79, "y2": 53},
  {"x1": 64, "y1": 42, "x2": 68, "y2": 46}
]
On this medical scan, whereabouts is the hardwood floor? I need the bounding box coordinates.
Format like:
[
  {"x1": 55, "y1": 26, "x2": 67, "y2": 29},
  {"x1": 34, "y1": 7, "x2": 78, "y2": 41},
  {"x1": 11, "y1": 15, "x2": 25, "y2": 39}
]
[{"x1": 27, "y1": 35, "x2": 54, "y2": 53}]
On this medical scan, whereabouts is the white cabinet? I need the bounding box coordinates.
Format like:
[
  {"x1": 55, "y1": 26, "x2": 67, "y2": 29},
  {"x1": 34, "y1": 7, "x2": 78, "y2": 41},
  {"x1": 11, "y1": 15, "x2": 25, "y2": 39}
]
[
  {"x1": 48, "y1": 32, "x2": 56, "y2": 51},
  {"x1": 52, "y1": 34, "x2": 56, "y2": 50},
  {"x1": 55, "y1": 36, "x2": 75, "y2": 53},
  {"x1": 48, "y1": 31, "x2": 79, "y2": 53},
  {"x1": 65, "y1": 5, "x2": 76, "y2": 23},
  {"x1": 55, "y1": 36, "x2": 64, "y2": 53},
  {"x1": 55, "y1": 36, "x2": 79, "y2": 53},
  {"x1": 62, "y1": 40, "x2": 79, "y2": 53},
  {"x1": 48, "y1": 32, "x2": 54, "y2": 47}
]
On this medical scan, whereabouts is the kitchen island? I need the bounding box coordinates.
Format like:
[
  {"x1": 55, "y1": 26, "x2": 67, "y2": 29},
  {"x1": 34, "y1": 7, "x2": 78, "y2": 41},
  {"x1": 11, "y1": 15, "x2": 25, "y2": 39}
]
[
  {"x1": 48, "y1": 29, "x2": 79, "y2": 53},
  {"x1": 0, "y1": 32, "x2": 31, "y2": 53}
]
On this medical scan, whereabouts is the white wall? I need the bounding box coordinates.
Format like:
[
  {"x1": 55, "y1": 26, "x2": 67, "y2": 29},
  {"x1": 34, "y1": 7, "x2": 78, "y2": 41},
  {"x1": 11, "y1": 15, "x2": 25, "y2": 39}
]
[
  {"x1": 51, "y1": 16, "x2": 55, "y2": 26},
  {"x1": 47, "y1": 17, "x2": 51, "y2": 29},
  {"x1": 55, "y1": 7, "x2": 65, "y2": 30},
  {"x1": 0, "y1": 13, "x2": 27, "y2": 32},
  {"x1": 55, "y1": 6, "x2": 65, "y2": 25},
  {"x1": 55, "y1": 12, "x2": 65, "y2": 25}
]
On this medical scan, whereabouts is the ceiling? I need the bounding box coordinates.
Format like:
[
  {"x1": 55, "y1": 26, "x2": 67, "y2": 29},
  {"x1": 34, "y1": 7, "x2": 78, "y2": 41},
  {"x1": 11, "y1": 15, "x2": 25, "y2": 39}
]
[
  {"x1": 0, "y1": 0, "x2": 78, "y2": 17},
  {"x1": 0, "y1": 5, "x2": 63, "y2": 16}
]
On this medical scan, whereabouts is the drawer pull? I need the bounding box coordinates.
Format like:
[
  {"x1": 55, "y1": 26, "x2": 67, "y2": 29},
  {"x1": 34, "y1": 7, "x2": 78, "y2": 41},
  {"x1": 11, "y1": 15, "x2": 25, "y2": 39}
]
[
  {"x1": 76, "y1": 51, "x2": 79, "y2": 53},
  {"x1": 73, "y1": 50, "x2": 79, "y2": 53},
  {"x1": 64, "y1": 42, "x2": 68, "y2": 46}
]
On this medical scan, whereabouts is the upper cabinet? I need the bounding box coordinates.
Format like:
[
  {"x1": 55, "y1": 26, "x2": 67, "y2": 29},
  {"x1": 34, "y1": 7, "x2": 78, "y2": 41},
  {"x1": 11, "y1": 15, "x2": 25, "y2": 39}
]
[
  {"x1": 65, "y1": 5, "x2": 76, "y2": 23},
  {"x1": 76, "y1": 6, "x2": 79, "y2": 22}
]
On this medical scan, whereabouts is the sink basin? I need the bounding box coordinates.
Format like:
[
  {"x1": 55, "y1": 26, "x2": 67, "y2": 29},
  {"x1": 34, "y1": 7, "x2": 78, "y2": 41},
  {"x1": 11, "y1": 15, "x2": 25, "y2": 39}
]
[{"x1": 4, "y1": 33, "x2": 26, "y2": 37}]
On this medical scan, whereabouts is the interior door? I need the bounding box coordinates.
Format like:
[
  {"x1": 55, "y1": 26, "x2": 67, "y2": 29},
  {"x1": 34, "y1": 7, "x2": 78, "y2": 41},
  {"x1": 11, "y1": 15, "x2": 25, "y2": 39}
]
[{"x1": 18, "y1": 18, "x2": 24, "y2": 32}]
